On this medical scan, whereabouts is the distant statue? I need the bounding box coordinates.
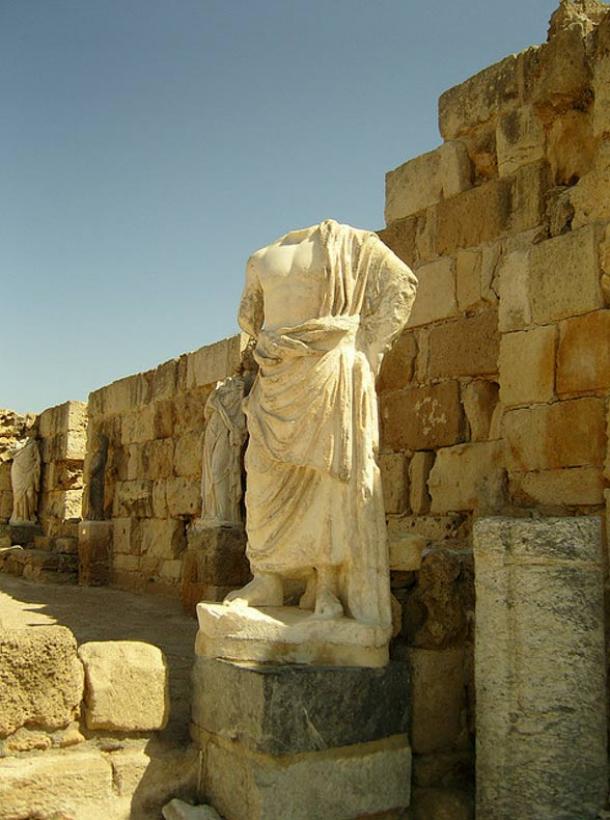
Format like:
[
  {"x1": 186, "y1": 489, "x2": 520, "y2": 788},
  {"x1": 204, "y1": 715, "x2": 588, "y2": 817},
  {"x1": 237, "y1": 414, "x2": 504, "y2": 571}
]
[
  {"x1": 199, "y1": 376, "x2": 247, "y2": 528},
  {"x1": 9, "y1": 438, "x2": 41, "y2": 525},
  {"x1": 224, "y1": 219, "x2": 417, "y2": 629},
  {"x1": 86, "y1": 432, "x2": 109, "y2": 521}
]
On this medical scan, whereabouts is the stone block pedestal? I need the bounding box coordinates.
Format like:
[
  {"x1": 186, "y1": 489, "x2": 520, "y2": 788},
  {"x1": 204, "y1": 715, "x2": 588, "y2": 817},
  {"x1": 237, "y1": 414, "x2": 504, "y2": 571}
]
[
  {"x1": 78, "y1": 521, "x2": 112, "y2": 586},
  {"x1": 181, "y1": 525, "x2": 250, "y2": 616},
  {"x1": 473, "y1": 516, "x2": 607, "y2": 820},
  {"x1": 3, "y1": 523, "x2": 42, "y2": 547},
  {"x1": 191, "y1": 656, "x2": 411, "y2": 820}
]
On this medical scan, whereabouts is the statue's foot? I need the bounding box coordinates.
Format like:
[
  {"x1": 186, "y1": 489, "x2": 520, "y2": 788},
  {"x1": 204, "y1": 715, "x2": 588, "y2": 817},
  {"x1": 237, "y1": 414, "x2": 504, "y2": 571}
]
[
  {"x1": 223, "y1": 573, "x2": 283, "y2": 607},
  {"x1": 311, "y1": 589, "x2": 344, "y2": 621},
  {"x1": 299, "y1": 575, "x2": 317, "y2": 610}
]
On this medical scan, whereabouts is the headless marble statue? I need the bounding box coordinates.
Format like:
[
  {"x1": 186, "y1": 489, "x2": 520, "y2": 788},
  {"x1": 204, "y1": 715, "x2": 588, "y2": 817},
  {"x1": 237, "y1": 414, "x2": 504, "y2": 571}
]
[
  {"x1": 9, "y1": 438, "x2": 41, "y2": 526},
  {"x1": 199, "y1": 376, "x2": 247, "y2": 528},
  {"x1": 224, "y1": 220, "x2": 417, "y2": 631}
]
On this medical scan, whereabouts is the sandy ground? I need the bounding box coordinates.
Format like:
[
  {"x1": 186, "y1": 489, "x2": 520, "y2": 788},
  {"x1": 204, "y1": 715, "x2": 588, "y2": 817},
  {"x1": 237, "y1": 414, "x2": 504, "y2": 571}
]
[{"x1": 0, "y1": 574, "x2": 198, "y2": 743}]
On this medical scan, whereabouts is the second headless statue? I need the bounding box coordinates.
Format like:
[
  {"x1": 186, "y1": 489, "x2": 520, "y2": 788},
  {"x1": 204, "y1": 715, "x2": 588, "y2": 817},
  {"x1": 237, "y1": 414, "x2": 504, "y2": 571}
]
[{"x1": 225, "y1": 219, "x2": 417, "y2": 632}]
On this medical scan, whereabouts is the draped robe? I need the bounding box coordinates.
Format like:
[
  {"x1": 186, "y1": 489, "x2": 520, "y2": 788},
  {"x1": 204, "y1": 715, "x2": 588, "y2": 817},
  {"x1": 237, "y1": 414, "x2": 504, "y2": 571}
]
[{"x1": 239, "y1": 220, "x2": 417, "y2": 630}]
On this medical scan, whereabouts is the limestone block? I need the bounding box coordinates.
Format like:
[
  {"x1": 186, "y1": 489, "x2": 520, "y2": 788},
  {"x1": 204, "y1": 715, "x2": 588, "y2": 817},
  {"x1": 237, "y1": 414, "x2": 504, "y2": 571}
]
[
  {"x1": 523, "y1": 27, "x2": 590, "y2": 108},
  {"x1": 547, "y1": 110, "x2": 595, "y2": 186},
  {"x1": 387, "y1": 514, "x2": 470, "y2": 548},
  {"x1": 379, "y1": 452, "x2": 409, "y2": 515},
  {"x1": 497, "y1": 248, "x2": 531, "y2": 332},
  {"x1": 134, "y1": 438, "x2": 174, "y2": 481},
  {"x1": 174, "y1": 430, "x2": 203, "y2": 477},
  {"x1": 113, "y1": 516, "x2": 142, "y2": 555},
  {"x1": 159, "y1": 558, "x2": 183, "y2": 582},
  {"x1": 378, "y1": 331, "x2": 417, "y2": 391},
  {"x1": 154, "y1": 398, "x2": 176, "y2": 438},
  {"x1": 428, "y1": 441, "x2": 504, "y2": 514},
  {"x1": 498, "y1": 326, "x2": 556, "y2": 407},
  {"x1": 378, "y1": 215, "x2": 418, "y2": 268},
  {"x1": 200, "y1": 731, "x2": 411, "y2": 820},
  {"x1": 593, "y1": 52, "x2": 610, "y2": 137},
  {"x1": 381, "y1": 381, "x2": 465, "y2": 451},
  {"x1": 427, "y1": 310, "x2": 499, "y2": 379},
  {"x1": 121, "y1": 405, "x2": 156, "y2": 444},
  {"x1": 186, "y1": 334, "x2": 245, "y2": 389},
  {"x1": 104, "y1": 373, "x2": 149, "y2": 416},
  {"x1": 408, "y1": 451, "x2": 435, "y2": 515},
  {"x1": 111, "y1": 742, "x2": 199, "y2": 808},
  {"x1": 509, "y1": 467, "x2": 605, "y2": 507},
  {"x1": 38, "y1": 401, "x2": 87, "y2": 438},
  {"x1": 0, "y1": 461, "x2": 11, "y2": 492},
  {"x1": 415, "y1": 207, "x2": 438, "y2": 264},
  {"x1": 388, "y1": 530, "x2": 426, "y2": 571},
  {"x1": 166, "y1": 476, "x2": 201, "y2": 517},
  {"x1": 151, "y1": 356, "x2": 179, "y2": 401},
  {"x1": 173, "y1": 386, "x2": 213, "y2": 435},
  {"x1": 408, "y1": 648, "x2": 465, "y2": 754},
  {"x1": 511, "y1": 160, "x2": 552, "y2": 233},
  {"x1": 141, "y1": 518, "x2": 186, "y2": 559},
  {"x1": 401, "y1": 548, "x2": 474, "y2": 649},
  {"x1": 473, "y1": 517, "x2": 607, "y2": 820},
  {"x1": 114, "y1": 553, "x2": 140, "y2": 572},
  {"x1": 407, "y1": 257, "x2": 457, "y2": 327},
  {"x1": 439, "y1": 54, "x2": 520, "y2": 139},
  {"x1": 385, "y1": 143, "x2": 471, "y2": 223},
  {"x1": 54, "y1": 459, "x2": 83, "y2": 490},
  {"x1": 571, "y1": 140, "x2": 610, "y2": 229},
  {"x1": 0, "y1": 626, "x2": 84, "y2": 736},
  {"x1": 114, "y1": 479, "x2": 154, "y2": 517},
  {"x1": 385, "y1": 148, "x2": 445, "y2": 223},
  {"x1": 462, "y1": 380, "x2": 499, "y2": 440},
  {"x1": 412, "y1": 749, "x2": 473, "y2": 789},
  {"x1": 44, "y1": 488, "x2": 83, "y2": 520},
  {"x1": 557, "y1": 310, "x2": 610, "y2": 395},
  {"x1": 456, "y1": 248, "x2": 481, "y2": 312},
  {"x1": 440, "y1": 140, "x2": 472, "y2": 198},
  {"x1": 0, "y1": 749, "x2": 113, "y2": 818},
  {"x1": 530, "y1": 225, "x2": 603, "y2": 323},
  {"x1": 79, "y1": 641, "x2": 170, "y2": 731},
  {"x1": 496, "y1": 105, "x2": 545, "y2": 177},
  {"x1": 436, "y1": 179, "x2": 512, "y2": 255},
  {"x1": 186, "y1": 525, "x2": 250, "y2": 587},
  {"x1": 192, "y1": 657, "x2": 409, "y2": 755},
  {"x1": 503, "y1": 398, "x2": 606, "y2": 471}
]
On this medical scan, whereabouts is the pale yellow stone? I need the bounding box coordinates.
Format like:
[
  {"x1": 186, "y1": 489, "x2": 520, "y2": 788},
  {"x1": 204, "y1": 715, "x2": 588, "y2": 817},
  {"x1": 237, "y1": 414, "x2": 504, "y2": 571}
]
[
  {"x1": 510, "y1": 467, "x2": 605, "y2": 506},
  {"x1": 529, "y1": 225, "x2": 603, "y2": 323},
  {"x1": 409, "y1": 451, "x2": 435, "y2": 515},
  {"x1": 79, "y1": 641, "x2": 170, "y2": 731},
  {"x1": 379, "y1": 452, "x2": 409, "y2": 515},
  {"x1": 140, "y1": 518, "x2": 185, "y2": 559},
  {"x1": 166, "y1": 476, "x2": 201, "y2": 517},
  {"x1": 497, "y1": 248, "x2": 532, "y2": 332},
  {"x1": 593, "y1": 54, "x2": 610, "y2": 138},
  {"x1": 496, "y1": 105, "x2": 545, "y2": 177},
  {"x1": 186, "y1": 335, "x2": 246, "y2": 389},
  {"x1": 456, "y1": 248, "x2": 482, "y2": 311},
  {"x1": 463, "y1": 380, "x2": 499, "y2": 441},
  {"x1": 499, "y1": 326, "x2": 556, "y2": 407},
  {"x1": 571, "y1": 140, "x2": 610, "y2": 229},
  {"x1": 428, "y1": 441, "x2": 504, "y2": 514},
  {"x1": 408, "y1": 647, "x2": 466, "y2": 755},
  {"x1": 407, "y1": 258, "x2": 456, "y2": 328},
  {"x1": 388, "y1": 531, "x2": 426, "y2": 571}
]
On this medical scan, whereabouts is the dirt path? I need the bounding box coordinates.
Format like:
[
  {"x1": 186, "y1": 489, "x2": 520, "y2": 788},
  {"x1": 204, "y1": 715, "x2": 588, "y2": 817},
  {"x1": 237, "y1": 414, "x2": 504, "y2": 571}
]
[{"x1": 0, "y1": 574, "x2": 198, "y2": 743}]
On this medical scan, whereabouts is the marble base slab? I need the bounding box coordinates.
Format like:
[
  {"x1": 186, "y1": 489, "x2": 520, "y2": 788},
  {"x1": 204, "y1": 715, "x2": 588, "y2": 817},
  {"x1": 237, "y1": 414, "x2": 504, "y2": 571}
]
[{"x1": 195, "y1": 603, "x2": 391, "y2": 668}]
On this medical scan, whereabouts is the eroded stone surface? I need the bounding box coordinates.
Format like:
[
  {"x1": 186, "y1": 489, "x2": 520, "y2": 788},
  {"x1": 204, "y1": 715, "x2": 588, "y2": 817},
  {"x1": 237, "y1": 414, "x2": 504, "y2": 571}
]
[
  {"x1": 79, "y1": 640, "x2": 170, "y2": 731},
  {"x1": 0, "y1": 625, "x2": 84, "y2": 737}
]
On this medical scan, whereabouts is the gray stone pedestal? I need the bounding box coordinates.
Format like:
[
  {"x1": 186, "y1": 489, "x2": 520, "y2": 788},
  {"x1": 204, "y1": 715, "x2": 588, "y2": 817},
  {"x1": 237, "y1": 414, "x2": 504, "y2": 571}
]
[
  {"x1": 181, "y1": 525, "x2": 249, "y2": 616},
  {"x1": 4, "y1": 523, "x2": 42, "y2": 546},
  {"x1": 191, "y1": 657, "x2": 411, "y2": 820},
  {"x1": 473, "y1": 516, "x2": 607, "y2": 820}
]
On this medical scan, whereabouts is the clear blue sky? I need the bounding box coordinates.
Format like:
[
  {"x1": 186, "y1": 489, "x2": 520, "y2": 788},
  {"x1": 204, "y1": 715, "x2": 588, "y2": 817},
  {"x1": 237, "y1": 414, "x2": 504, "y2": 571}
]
[{"x1": 2, "y1": 0, "x2": 559, "y2": 414}]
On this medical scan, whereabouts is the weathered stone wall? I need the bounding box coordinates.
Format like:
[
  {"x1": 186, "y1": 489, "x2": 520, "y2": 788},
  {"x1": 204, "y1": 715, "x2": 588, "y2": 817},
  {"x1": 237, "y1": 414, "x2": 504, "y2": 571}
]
[
  {"x1": 83, "y1": 335, "x2": 246, "y2": 595},
  {"x1": 0, "y1": 409, "x2": 36, "y2": 523},
  {"x1": 379, "y1": 2, "x2": 610, "y2": 814},
  {"x1": 38, "y1": 400, "x2": 87, "y2": 541}
]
